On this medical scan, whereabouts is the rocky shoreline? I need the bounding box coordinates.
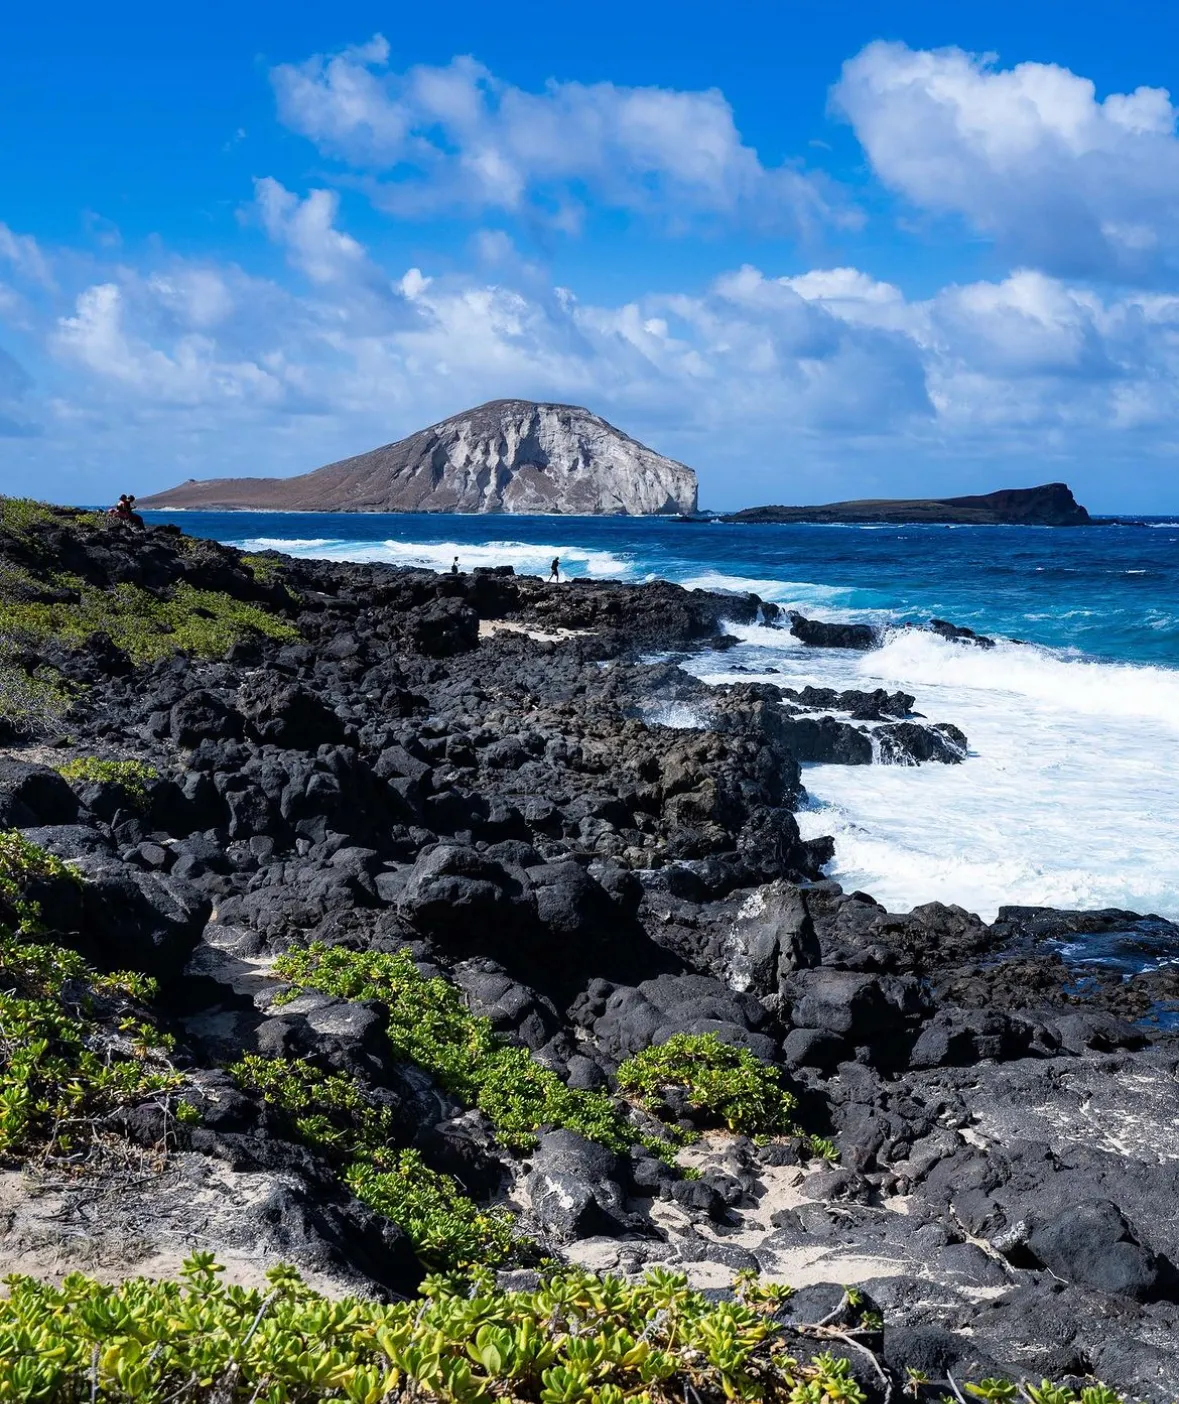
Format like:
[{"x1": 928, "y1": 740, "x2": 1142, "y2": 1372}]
[{"x1": 1, "y1": 505, "x2": 1178, "y2": 1400}]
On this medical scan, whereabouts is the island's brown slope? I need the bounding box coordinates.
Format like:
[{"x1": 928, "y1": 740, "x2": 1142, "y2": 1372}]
[
  {"x1": 722, "y1": 483, "x2": 1091, "y2": 526},
  {"x1": 139, "y1": 399, "x2": 697, "y2": 516}
]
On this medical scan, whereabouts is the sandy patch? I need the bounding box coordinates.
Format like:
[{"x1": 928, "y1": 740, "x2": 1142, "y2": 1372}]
[
  {"x1": 0, "y1": 744, "x2": 69, "y2": 766},
  {"x1": 0, "y1": 1163, "x2": 354, "y2": 1297},
  {"x1": 478, "y1": 620, "x2": 594, "y2": 643}
]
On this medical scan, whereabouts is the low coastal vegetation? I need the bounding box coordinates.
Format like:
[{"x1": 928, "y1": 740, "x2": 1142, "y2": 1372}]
[
  {"x1": 55, "y1": 757, "x2": 158, "y2": 805},
  {"x1": 1, "y1": 577, "x2": 297, "y2": 663},
  {"x1": 240, "y1": 949, "x2": 827, "y2": 1271},
  {"x1": 272, "y1": 944, "x2": 659, "y2": 1157},
  {"x1": 0, "y1": 1254, "x2": 855, "y2": 1404},
  {"x1": 0, "y1": 833, "x2": 191, "y2": 1164},
  {"x1": 230, "y1": 1054, "x2": 525, "y2": 1269},
  {"x1": 272, "y1": 945, "x2": 819, "y2": 1159},
  {"x1": 0, "y1": 650, "x2": 71, "y2": 735},
  {"x1": 615, "y1": 1032, "x2": 797, "y2": 1139},
  {"x1": 0, "y1": 496, "x2": 297, "y2": 685},
  {"x1": 0, "y1": 1251, "x2": 1124, "y2": 1404}
]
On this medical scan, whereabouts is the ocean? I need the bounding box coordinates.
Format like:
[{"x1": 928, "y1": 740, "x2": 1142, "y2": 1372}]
[{"x1": 144, "y1": 510, "x2": 1179, "y2": 924}]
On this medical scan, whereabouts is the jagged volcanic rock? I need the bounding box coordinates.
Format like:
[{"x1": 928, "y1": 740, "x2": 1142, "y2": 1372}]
[{"x1": 139, "y1": 400, "x2": 698, "y2": 516}]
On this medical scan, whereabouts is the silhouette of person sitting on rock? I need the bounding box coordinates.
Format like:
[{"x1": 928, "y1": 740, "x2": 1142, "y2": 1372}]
[{"x1": 108, "y1": 494, "x2": 144, "y2": 529}]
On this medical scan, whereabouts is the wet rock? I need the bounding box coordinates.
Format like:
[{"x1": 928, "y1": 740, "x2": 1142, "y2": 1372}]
[
  {"x1": 929, "y1": 618, "x2": 995, "y2": 648},
  {"x1": 788, "y1": 612, "x2": 878, "y2": 650},
  {"x1": 876, "y1": 721, "x2": 968, "y2": 765},
  {"x1": 773, "y1": 716, "x2": 873, "y2": 764}
]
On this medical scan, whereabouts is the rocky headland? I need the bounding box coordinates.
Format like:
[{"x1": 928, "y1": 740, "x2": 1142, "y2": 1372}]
[
  {"x1": 721, "y1": 483, "x2": 1092, "y2": 527},
  {"x1": 0, "y1": 500, "x2": 1175, "y2": 1401},
  {"x1": 138, "y1": 400, "x2": 699, "y2": 516}
]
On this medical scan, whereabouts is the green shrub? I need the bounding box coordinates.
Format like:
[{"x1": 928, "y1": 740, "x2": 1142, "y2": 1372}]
[
  {"x1": 0, "y1": 831, "x2": 187, "y2": 1163},
  {"x1": 0, "y1": 579, "x2": 298, "y2": 663},
  {"x1": 56, "y1": 757, "x2": 158, "y2": 805},
  {"x1": 615, "y1": 1033, "x2": 797, "y2": 1139},
  {"x1": 0, "y1": 1250, "x2": 1121, "y2": 1404},
  {"x1": 230, "y1": 1055, "x2": 526, "y2": 1270},
  {"x1": 0, "y1": 646, "x2": 71, "y2": 735},
  {"x1": 0, "y1": 1254, "x2": 880, "y2": 1403},
  {"x1": 272, "y1": 944, "x2": 658, "y2": 1158},
  {"x1": 0, "y1": 830, "x2": 74, "y2": 934},
  {"x1": 346, "y1": 1155, "x2": 521, "y2": 1270},
  {"x1": 0, "y1": 496, "x2": 60, "y2": 536},
  {"x1": 229, "y1": 1054, "x2": 400, "y2": 1160},
  {"x1": 240, "y1": 551, "x2": 287, "y2": 584}
]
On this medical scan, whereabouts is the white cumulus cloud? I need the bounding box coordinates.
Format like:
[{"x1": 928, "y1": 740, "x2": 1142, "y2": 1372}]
[
  {"x1": 271, "y1": 38, "x2": 844, "y2": 234},
  {"x1": 833, "y1": 41, "x2": 1179, "y2": 278}
]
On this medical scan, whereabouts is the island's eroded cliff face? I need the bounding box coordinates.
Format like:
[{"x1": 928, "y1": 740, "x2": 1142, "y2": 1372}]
[{"x1": 139, "y1": 399, "x2": 699, "y2": 516}]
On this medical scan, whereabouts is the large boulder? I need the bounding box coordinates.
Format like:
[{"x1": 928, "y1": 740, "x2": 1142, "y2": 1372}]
[
  {"x1": 773, "y1": 717, "x2": 873, "y2": 764},
  {"x1": 876, "y1": 721, "x2": 968, "y2": 765},
  {"x1": 527, "y1": 861, "x2": 618, "y2": 947},
  {"x1": 725, "y1": 882, "x2": 820, "y2": 998},
  {"x1": 0, "y1": 760, "x2": 79, "y2": 828},
  {"x1": 170, "y1": 690, "x2": 245, "y2": 747},
  {"x1": 1028, "y1": 1200, "x2": 1160, "y2": 1300},
  {"x1": 408, "y1": 598, "x2": 479, "y2": 657},
  {"x1": 583, "y1": 972, "x2": 779, "y2": 1062},
  {"x1": 788, "y1": 612, "x2": 878, "y2": 650},
  {"x1": 72, "y1": 857, "x2": 212, "y2": 980},
  {"x1": 399, "y1": 844, "x2": 528, "y2": 941},
  {"x1": 786, "y1": 969, "x2": 926, "y2": 1040},
  {"x1": 525, "y1": 1131, "x2": 632, "y2": 1242},
  {"x1": 242, "y1": 681, "x2": 345, "y2": 750}
]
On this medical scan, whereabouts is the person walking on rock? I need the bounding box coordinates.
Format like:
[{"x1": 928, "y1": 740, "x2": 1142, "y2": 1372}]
[{"x1": 548, "y1": 556, "x2": 560, "y2": 582}]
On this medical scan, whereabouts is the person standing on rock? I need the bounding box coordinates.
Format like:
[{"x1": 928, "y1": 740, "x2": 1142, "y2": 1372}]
[
  {"x1": 549, "y1": 557, "x2": 560, "y2": 582},
  {"x1": 451, "y1": 556, "x2": 460, "y2": 575}
]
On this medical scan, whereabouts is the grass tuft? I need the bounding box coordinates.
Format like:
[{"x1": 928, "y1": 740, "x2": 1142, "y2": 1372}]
[{"x1": 56, "y1": 757, "x2": 158, "y2": 805}]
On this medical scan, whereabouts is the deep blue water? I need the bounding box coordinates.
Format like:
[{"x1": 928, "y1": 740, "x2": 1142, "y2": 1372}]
[{"x1": 143, "y1": 512, "x2": 1179, "y2": 665}]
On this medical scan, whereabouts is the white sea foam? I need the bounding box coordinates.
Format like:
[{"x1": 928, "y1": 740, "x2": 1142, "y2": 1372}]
[
  {"x1": 692, "y1": 628, "x2": 1179, "y2": 921},
  {"x1": 236, "y1": 537, "x2": 336, "y2": 551},
  {"x1": 230, "y1": 535, "x2": 631, "y2": 579},
  {"x1": 643, "y1": 701, "x2": 708, "y2": 729},
  {"x1": 680, "y1": 569, "x2": 855, "y2": 607}
]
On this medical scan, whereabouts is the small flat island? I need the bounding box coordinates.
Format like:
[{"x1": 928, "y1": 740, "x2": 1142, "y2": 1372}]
[{"x1": 720, "y1": 482, "x2": 1091, "y2": 527}]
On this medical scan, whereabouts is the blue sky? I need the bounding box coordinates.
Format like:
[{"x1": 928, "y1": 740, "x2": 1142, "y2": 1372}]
[{"x1": 4, "y1": 0, "x2": 1179, "y2": 510}]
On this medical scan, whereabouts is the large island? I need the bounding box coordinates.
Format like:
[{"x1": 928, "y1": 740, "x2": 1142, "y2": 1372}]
[{"x1": 138, "y1": 399, "x2": 698, "y2": 516}]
